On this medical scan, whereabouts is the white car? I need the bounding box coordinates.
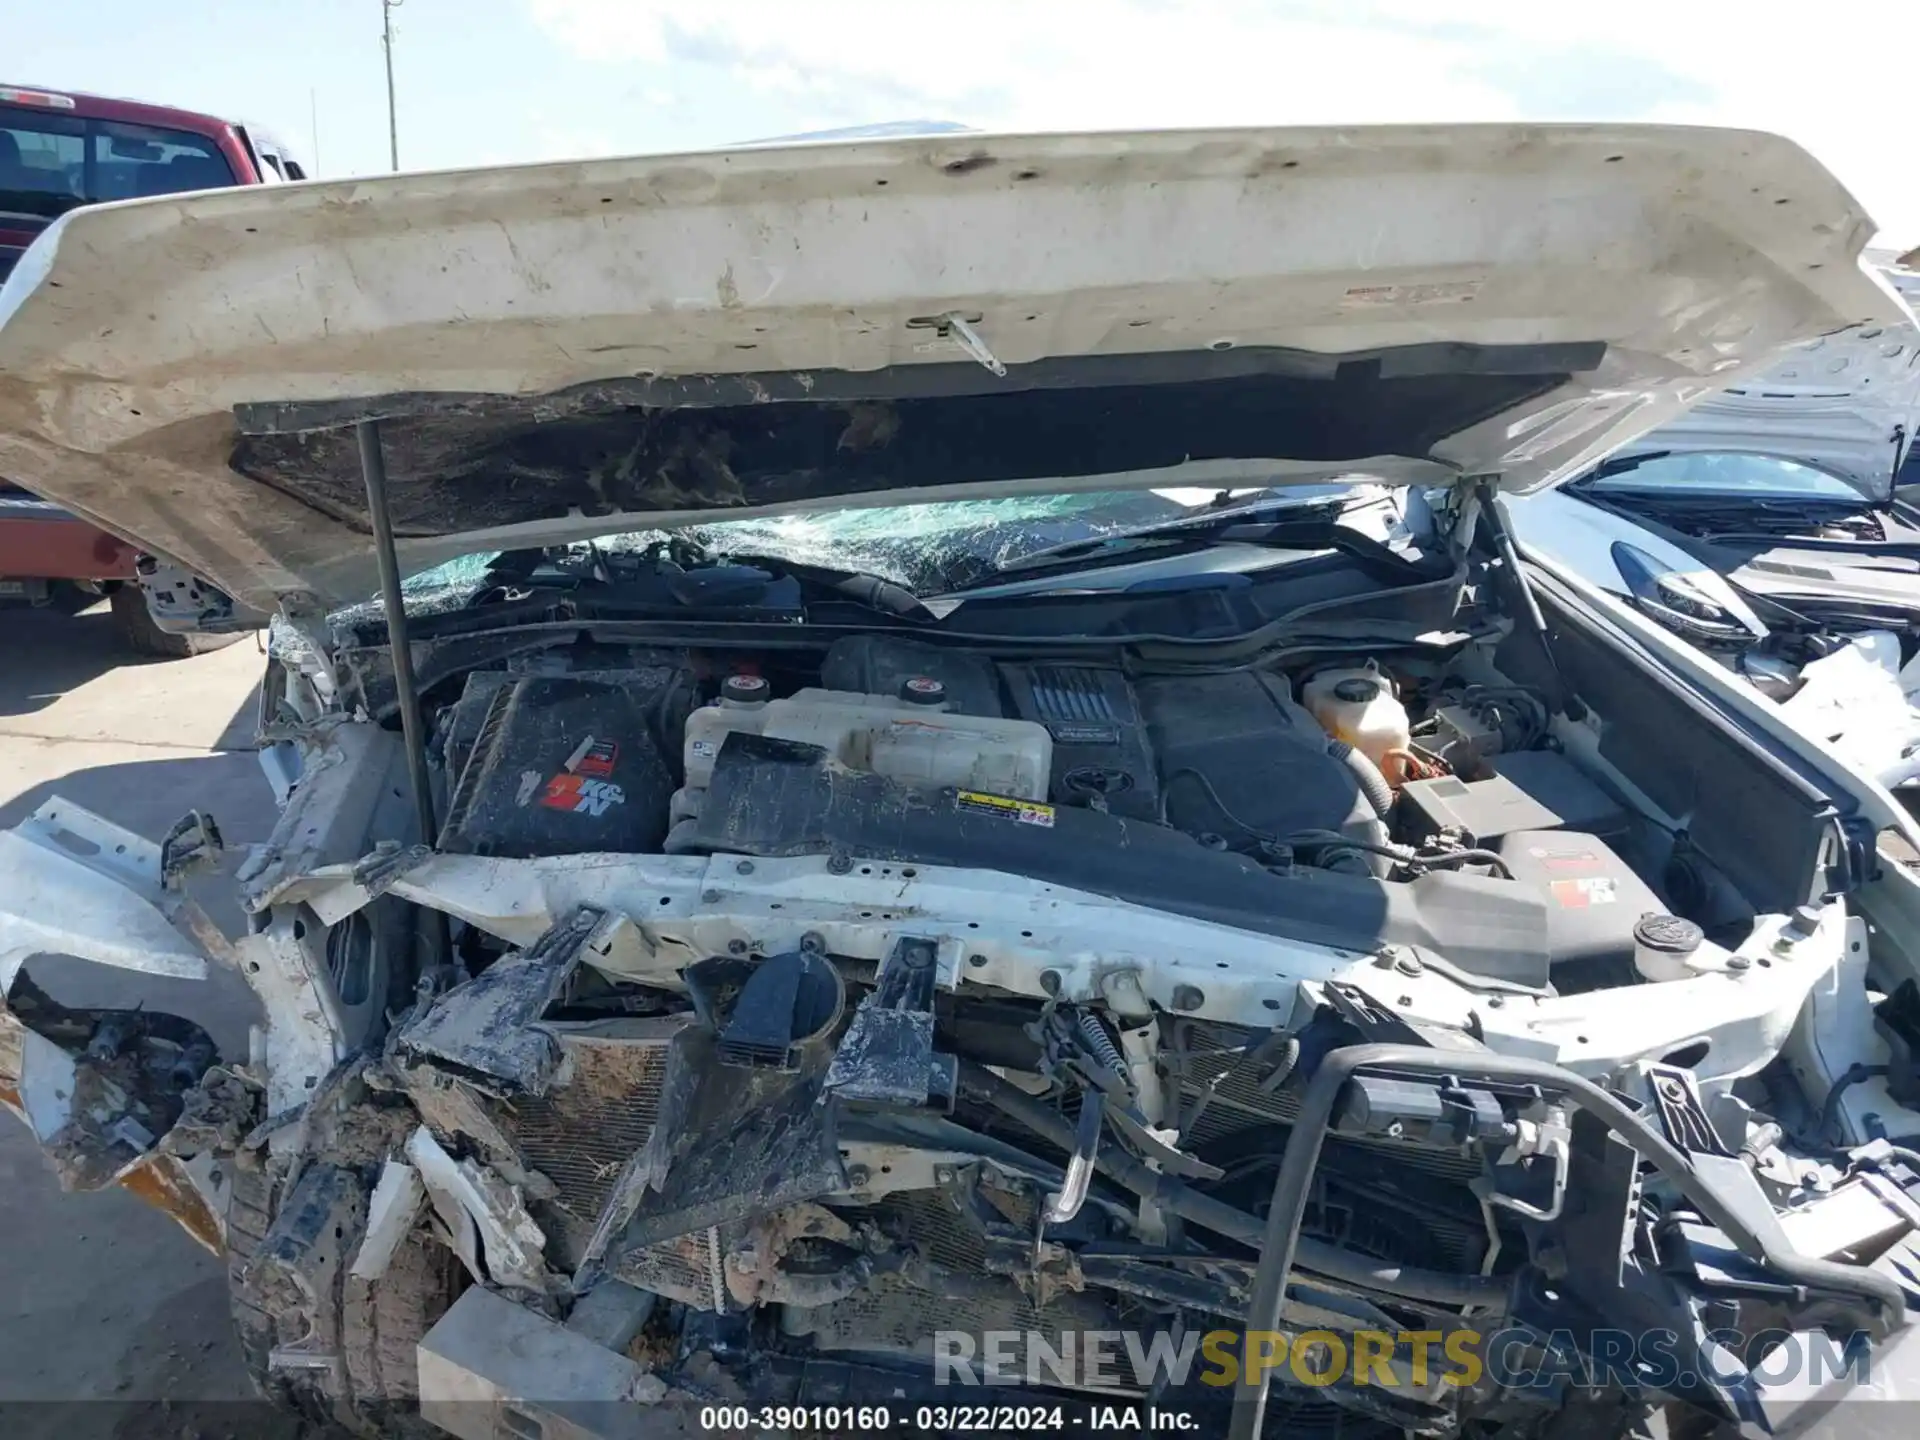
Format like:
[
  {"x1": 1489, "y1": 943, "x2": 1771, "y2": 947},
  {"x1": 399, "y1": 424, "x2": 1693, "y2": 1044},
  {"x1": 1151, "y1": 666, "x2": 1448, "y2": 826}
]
[
  {"x1": 6, "y1": 124, "x2": 1920, "y2": 1440},
  {"x1": 1509, "y1": 270, "x2": 1920, "y2": 787}
]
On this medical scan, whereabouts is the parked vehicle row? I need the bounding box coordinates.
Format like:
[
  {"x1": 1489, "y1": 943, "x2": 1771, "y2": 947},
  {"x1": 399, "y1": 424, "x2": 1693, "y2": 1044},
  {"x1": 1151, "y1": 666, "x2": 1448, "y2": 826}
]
[
  {"x1": 1, "y1": 82, "x2": 297, "y2": 654},
  {"x1": 1510, "y1": 262, "x2": 1920, "y2": 788},
  {"x1": 4, "y1": 120, "x2": 1920, "y2": 1440}
]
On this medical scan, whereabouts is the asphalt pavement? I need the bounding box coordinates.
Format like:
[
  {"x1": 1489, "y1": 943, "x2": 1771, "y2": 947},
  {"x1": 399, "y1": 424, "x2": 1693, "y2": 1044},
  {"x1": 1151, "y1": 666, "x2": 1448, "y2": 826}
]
[{"x1": 0, "y1": 602, "x2": 314, "y2": 1440}]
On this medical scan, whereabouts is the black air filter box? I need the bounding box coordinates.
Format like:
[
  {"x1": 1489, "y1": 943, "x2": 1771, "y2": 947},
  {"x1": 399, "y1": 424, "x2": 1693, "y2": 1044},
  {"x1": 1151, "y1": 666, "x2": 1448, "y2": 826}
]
[{"x1": 439, "y1": 676, "x2": 678, "y2": 857}]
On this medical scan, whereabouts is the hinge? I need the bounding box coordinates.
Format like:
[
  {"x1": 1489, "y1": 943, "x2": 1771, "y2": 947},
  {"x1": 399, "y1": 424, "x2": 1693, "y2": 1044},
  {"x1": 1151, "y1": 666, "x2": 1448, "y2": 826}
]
[{"x1": 1827, "y1": 814, "x2": 1883, "y2": 899}]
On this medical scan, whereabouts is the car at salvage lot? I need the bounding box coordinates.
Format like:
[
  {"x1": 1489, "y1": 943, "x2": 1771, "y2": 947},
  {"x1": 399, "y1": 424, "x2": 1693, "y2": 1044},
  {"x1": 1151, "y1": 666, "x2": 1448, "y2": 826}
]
[
  {"x1": 11, "y1": 125, "x2": 1920, "y2": 1440},
  {"x1": 1, "y1": 81, "x2": 296, "y2": 654},
  {"x1": 1508, "y1": 264, "x2": 1920, "y2": 791}
]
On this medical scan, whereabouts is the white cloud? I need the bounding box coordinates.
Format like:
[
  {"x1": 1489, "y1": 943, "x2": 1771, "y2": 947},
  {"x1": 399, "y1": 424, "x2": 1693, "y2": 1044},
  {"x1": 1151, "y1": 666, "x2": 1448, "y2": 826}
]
[{"x1": 527, "y1": 0, "x2": 1920, "y2": 243}]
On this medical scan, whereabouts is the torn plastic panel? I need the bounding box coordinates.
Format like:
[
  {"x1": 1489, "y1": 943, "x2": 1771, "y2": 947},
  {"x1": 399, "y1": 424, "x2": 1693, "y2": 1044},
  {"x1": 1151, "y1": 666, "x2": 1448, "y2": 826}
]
[{"x1": 0, "y1": 800, "x2": 219, "y2": 993}]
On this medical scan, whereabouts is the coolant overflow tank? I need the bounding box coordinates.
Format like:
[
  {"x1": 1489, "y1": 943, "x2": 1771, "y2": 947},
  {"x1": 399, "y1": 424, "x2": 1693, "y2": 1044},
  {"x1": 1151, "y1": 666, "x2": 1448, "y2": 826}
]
[{"x1": 1300, "y1": 663, "x2": 1410, "y2": 772}]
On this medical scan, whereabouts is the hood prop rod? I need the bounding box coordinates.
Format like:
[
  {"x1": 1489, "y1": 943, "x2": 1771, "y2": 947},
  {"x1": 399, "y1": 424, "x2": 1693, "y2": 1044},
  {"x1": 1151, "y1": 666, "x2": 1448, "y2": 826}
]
[
  {"x1": 1478, "y1": 480, "x2": 1585, "y2": 722},
  {"x1": 356, "y1": 419, "x2": 440, "y2": 851}
]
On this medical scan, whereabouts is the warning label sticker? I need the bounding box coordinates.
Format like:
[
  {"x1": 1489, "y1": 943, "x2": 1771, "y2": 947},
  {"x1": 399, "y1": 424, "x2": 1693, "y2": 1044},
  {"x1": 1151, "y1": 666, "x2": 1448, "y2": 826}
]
[
  {"x1": 1341, "y1": 281, "x2": 1481, "y2": 308},
  {"x1": 572, "y1": 738, "x2": 620, "y2": 779},
  {"x1": 1048, "y1": 722, "x2": 1121, "y2": 746},
  {"x1": 1529, "y1": 845, "x2": 1599, "y2": 871},
  {"x1": 1550, "y1": 877, "x2": 1618, "y2": 909},
  {"x1": 957, "y1": 790, "x2": 1056, "y2": 828}
]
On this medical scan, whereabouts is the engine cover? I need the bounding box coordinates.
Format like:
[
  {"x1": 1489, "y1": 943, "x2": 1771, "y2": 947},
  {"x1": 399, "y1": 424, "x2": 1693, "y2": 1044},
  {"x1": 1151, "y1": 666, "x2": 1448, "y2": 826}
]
[{"x1": 820, "y1": 637, "x2": 1379, "y2": 844}]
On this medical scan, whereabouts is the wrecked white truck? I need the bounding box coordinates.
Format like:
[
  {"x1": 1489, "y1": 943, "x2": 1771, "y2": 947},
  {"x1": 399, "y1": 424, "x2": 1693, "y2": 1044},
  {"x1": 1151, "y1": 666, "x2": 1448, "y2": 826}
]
[{"x1": 7, "y1": 124, "x2": 1920, "y2": 1440}]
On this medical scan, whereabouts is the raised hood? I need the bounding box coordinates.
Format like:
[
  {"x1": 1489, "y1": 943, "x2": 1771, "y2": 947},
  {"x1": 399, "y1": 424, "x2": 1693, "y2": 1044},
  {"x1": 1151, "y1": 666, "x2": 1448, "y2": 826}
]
[
  {"x1": 1606, "y1": 268, "x2": 1920, "y2": 500},
  {"x1": 0, "y1": 123, "x2": 1906, "y2": 613}
]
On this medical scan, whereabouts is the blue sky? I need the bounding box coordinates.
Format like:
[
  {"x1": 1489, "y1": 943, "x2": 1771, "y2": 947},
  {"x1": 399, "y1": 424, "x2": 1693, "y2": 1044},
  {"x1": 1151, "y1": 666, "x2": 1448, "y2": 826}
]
[{"x1": 12, "y1": 1, "x2": 1918, "y2": 244}]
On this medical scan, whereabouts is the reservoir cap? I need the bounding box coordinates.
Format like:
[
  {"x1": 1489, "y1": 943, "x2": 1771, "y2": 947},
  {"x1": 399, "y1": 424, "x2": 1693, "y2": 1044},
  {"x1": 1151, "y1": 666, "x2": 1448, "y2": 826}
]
[{"x1": 721, "y1": 674, "x2": 770, "y2": 708}]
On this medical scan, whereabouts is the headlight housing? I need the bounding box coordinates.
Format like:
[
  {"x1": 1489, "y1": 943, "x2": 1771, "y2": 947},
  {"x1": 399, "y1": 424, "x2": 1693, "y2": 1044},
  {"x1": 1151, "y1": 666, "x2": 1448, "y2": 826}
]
[{"x1": 1610, "y1": 542, "x2": 1766, "y2": 648}]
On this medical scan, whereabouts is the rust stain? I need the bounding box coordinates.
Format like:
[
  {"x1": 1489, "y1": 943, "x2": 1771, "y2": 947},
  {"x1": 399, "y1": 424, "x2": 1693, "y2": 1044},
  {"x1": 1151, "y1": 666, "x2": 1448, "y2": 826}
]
[{"x1": 120, "y1": 1155, "x2": 224, "y2": 1255}]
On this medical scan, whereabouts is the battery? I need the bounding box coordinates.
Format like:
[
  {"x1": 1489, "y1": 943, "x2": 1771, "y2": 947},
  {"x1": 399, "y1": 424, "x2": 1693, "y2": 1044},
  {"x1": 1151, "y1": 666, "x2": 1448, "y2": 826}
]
[{"x1": 1493, "y1": 829, "x2": 1664, "y2": 970}]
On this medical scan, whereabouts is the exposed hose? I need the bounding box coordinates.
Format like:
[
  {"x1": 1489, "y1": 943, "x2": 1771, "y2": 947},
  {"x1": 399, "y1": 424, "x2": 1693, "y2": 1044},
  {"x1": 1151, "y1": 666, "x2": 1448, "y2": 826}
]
[
  {"x1": 1254, "y1": 1035, "x2": 1303, "y2": 1094},
  {"x1": 1821, "y1": 1063, "x2": 1890, "y2": 1145},
  {"x1": 1227, "y1": 1043, "x2": 1908, "y2": 1440},
  {"x1": 954, "y1": 1059, "x2": 1505, "y2": 1310},
  {"x1": 1327, "y1": 739, "x2": 1395, "y2": 818},
  {"x1": 830, "y1": 573, "x2": 925, "y2": 617},
  {"x1": 1416, "y1": 847, "x2": 1514, "y2": 879}
]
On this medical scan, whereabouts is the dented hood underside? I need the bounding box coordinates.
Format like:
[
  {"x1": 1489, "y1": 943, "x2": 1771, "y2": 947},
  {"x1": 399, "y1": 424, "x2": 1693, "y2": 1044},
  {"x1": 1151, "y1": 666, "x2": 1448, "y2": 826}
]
[{"x1": 0, "y1": 122, "x2": 1906, "y2": 613}]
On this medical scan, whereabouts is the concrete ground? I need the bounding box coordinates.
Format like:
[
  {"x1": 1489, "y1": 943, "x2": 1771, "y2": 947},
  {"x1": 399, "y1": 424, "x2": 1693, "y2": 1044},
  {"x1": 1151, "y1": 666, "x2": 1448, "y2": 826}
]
[{"x1": 0, "y1": 602, "x2": 315, "y2": 1440}]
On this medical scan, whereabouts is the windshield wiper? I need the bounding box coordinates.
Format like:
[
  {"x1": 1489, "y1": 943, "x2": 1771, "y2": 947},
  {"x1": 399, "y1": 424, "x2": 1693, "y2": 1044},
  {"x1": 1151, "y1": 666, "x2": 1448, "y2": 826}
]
[
  {"x1": 1580, "y1": 451, "x2": 1671, "y2": 485},
  {"x1": 479, "y1": 544, "x2": 936, "y2": 621},
  {"x1": 973, "y1": 492, "x2": 1361, "y2": 582}
]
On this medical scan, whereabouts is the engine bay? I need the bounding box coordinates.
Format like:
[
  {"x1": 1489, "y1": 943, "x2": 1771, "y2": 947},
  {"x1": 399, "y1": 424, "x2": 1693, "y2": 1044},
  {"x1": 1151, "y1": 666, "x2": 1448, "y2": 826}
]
[
  {"x1": 426, "y1": 634, "x2": 1708, "y2": 995},
  {"x1": 14, "y1": 560, "x2": 1920, "y2": 1440}
]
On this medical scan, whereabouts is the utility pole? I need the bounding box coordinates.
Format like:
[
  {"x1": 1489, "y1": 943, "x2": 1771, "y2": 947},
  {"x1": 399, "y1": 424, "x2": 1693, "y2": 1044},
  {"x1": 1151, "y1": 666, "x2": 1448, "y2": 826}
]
[{"x1": 381, "y1": 0, "x2": 403, "y2": 172}]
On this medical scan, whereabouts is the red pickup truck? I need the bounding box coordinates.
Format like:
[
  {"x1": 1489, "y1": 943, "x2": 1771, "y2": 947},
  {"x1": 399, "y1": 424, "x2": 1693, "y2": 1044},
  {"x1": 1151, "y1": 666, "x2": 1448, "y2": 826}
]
[{"x1": 2, "y1": 82, "x2": 301, "y2": 655}]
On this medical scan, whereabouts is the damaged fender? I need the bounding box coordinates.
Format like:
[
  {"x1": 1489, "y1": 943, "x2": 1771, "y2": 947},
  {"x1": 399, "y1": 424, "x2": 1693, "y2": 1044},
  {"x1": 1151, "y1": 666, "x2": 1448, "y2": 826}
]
[{"x1": 0, "y1": 800, "x2": 248, "y2": 1252}]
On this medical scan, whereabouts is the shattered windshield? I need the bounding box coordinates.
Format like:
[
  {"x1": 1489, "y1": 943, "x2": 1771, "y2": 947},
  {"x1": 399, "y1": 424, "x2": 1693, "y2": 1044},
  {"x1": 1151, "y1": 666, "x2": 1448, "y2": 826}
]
[{"x1": 326, "y1": 483, "x2": 1367, "y2": 630}]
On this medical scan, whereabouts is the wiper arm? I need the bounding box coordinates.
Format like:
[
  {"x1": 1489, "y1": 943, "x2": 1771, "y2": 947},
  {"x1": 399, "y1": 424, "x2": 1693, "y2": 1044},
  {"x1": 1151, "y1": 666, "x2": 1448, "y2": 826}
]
[
  {"x1": 984, "y1": 493, "x2": 1355, "y2": 579},
  {"x1": 1580, "y1": 450, "x2": 1671, "y2": 485}
]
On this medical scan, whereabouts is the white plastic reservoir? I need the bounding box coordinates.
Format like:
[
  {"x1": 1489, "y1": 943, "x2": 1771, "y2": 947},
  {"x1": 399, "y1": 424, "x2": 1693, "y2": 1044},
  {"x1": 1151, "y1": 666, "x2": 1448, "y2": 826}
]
[
  {"x1": 673, "y1": 676, "x2": 1053, "y2": 821},
  {"x1": 1300, "y1": 662, "x2": 1411, "y2": 773}
]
